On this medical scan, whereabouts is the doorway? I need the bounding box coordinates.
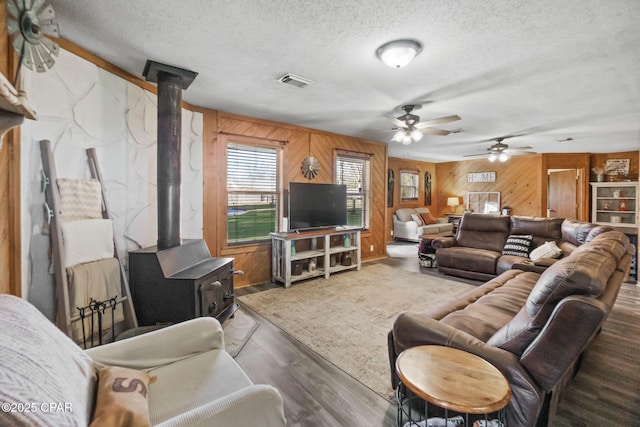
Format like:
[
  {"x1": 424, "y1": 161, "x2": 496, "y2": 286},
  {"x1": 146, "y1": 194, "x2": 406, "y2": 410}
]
[{"x1": 548, "y1": 169, "x2": 581, "y2": 219}]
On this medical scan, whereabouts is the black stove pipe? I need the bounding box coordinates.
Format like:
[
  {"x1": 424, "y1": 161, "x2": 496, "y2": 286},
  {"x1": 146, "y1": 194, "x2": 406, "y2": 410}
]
[
  {"x1": 143, "y1": 61, "x2": 197, "y2": 250},
  {"x1": 156, "y1": 73, "x2": 182, "y2": 249}
]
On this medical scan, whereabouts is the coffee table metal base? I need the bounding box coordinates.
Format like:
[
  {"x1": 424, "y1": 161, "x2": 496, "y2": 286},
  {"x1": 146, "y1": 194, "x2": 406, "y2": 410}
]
[
  {"x1": 396, "y1": 384, "x2": 506, "y2": 426},
  {"x1": 395, "y1": 346, "x2": 510, "y2": 427}
]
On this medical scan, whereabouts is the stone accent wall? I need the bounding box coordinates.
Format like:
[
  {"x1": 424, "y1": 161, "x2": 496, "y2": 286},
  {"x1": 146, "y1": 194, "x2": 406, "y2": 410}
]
[{"x1": 20, "y1": 49, "x2": 203, "y2": 320}]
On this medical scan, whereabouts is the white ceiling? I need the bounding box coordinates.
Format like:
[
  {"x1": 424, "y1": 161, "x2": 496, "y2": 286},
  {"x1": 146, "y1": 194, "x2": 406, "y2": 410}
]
[{"x1": 48, "y1": 0, "x2": 640, "y2": 162}]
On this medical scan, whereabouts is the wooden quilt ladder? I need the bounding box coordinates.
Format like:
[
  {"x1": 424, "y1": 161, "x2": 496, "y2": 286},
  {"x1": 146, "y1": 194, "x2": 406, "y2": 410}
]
[{"x1": 39, "y1": 140, "x2": 138, "y2": 346}]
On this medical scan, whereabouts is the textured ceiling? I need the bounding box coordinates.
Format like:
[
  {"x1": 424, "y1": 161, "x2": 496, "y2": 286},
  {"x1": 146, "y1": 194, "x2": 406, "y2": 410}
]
[{"x1": 48, "y1": 0, "x2": 640, "y2": 161}]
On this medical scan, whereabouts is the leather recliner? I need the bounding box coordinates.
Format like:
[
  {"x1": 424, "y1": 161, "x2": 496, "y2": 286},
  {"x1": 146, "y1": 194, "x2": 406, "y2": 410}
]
[{"x1": 432, "y1": 214, "x2": 609, "y2": 281}]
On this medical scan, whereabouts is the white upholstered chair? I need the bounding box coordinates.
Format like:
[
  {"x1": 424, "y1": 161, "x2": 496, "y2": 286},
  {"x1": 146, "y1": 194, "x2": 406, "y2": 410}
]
[
  {"x1": 393, "y1": 207, "x2": 453, "y2": 241},
  {"x1": 0, "y1": 294, "x2": 286, "y2": 427}
]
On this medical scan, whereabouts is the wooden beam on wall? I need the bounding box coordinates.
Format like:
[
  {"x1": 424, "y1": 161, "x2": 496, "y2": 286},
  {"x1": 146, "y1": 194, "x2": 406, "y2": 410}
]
[{"x1": 0, "y1": 0, "x2": 22, "y2": 296}]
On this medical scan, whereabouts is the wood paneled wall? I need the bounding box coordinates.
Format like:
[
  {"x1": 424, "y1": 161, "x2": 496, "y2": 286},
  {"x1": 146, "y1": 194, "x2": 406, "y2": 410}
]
[
  {"x1": 0, "y1": 0, "x2": 21, "y2": 296},
  {"x1": 203, "y1": 112, "x2": 388, "y2": 287},
  {"x1": 0, "y1": 0, "x2": 8, "y2": 295},
  {"x1": 386, "y1": 157, "x2": 437, "y2": 242},
  {"x1": 436, "y1": 155, "x2": 544, "y2": 217},
  {"x1": 310, "y1": 133, "x2": 388, "y2": 265}
]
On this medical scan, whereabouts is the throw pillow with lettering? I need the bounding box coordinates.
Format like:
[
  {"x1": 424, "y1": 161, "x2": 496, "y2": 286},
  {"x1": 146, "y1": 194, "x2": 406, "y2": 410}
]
[{"x1": 90, "y1": 366, "x2": 153, "y2": 427}]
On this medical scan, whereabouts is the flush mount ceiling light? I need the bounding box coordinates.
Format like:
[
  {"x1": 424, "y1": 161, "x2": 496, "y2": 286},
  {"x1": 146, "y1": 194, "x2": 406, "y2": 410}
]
[{"x1": 376, "y1": 39, "x2": 422, "y2": 68}]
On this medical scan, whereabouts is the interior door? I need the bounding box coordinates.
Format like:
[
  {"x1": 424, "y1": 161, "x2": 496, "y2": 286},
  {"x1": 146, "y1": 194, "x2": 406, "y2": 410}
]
[{"x1": 548, "y1": 169, "x2": 578, "y2": 219}]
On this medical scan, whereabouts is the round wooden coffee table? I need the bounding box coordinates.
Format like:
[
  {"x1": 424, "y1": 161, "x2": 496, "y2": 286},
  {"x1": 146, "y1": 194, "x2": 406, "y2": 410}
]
[{"x1": 396, "y1": 345, "x2": 511, "y2": 426}]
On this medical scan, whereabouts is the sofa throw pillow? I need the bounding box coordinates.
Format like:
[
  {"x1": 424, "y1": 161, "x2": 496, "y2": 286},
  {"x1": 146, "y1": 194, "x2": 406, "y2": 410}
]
[
  {"x1": 90, "y1": 366, "x2": 152, "y2": 427},
  {"x1": 502, "y1": 234, "x2": 533, "y2": 257},
  {"x1": 395, "y1": 209, "x2": 415, "y2": 222},
  {"x1": 410, "y1": 213, "x2": 424, "y2": 226},
  {"x1": 419, "y1": 211, "x2": 437, "y2": 225},
  {"x1": 529, "y1": 241, "x2": 562, "y2": 261}
]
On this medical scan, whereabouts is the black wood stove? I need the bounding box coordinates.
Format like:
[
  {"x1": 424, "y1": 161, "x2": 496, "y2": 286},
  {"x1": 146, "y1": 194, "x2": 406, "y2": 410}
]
[
  {"x1": 128, "y1": 61, "x2": 237, "y2": 326},
  {"x1": 129, "y1": 240, "x2": 236, "y2": 325}
]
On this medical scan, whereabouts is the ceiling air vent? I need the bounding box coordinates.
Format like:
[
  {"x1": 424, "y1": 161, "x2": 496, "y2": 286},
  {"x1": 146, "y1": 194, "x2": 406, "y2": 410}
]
[{"x1": 277, "y1": 73, "x2": 313, "y2": 88}]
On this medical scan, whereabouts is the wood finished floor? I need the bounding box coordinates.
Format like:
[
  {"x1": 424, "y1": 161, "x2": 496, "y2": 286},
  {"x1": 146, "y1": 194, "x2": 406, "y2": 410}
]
[{"x1": 234, "y1": 250, "x2": 640, "y2": 427}]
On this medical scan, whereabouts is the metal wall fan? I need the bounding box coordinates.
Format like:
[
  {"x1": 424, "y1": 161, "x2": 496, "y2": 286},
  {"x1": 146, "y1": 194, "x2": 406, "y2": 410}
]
[
  {"x1": 6, "y1": 0, "x2": 60, "y2": 74},
  {"x1": 382, "y1": 105, "x2": 461, "y2": 145},
  {"x1": 463, "y1": 137, "x2": 535, "y2": 162}
]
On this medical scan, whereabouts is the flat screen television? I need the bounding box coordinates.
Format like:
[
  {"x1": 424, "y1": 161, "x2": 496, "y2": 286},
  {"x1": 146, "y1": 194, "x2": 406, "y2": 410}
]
[{"x1": 288, "y1": 182, "x2": 347, "y2": 231}]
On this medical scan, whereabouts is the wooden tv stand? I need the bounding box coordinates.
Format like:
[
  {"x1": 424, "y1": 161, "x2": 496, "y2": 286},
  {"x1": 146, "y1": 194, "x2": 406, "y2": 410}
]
[{"x1": 270, "y1": 228, "x2": 361, "y2": 288}]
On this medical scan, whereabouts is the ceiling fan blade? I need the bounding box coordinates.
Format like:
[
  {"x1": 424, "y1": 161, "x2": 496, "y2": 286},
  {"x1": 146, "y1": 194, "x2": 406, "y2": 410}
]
[
  {"x1": 495, "y1": 134, "x2": 528, "y2": 142},
  {"x1": 385, "y1": 116, "x2": 407, "y2": 128},
  {"x1": 509, "y1": 151, "x2": 537, "y2": 156},
  {"x1": 420, "y1": 127, "x2": 451, "y2": 136},
  {"x1": 463, "y1": 153, "x2": 490, "y2": 157},
  {"x1": 415, "y1": 115, "x2": 461, "y2": 129},
  {"x1": 364, "y1": 128, "x2": 401, "y2": 133},
  {"x1": 504, "y1": 146, "x2": 533, "y2": 152}
]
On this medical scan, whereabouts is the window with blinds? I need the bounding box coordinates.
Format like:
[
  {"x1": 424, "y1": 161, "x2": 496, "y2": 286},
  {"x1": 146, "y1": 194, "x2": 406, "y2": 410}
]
[
  {"x1": 227, "y1": 142, "x2": 279, "y2": 243},
  {"x1": 336, "y1": 155, "x2": 370, "y2": 228},
  {"x1": 400, "y1": 171, "x2": 419, "y2": 201}
]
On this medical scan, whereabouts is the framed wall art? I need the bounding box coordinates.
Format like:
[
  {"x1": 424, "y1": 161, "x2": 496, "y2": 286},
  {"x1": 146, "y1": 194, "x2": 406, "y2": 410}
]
[
  {"x1": 424, "y1": 171, "x2": 432, "y2": 205},
  {"x1": 604, "y1": 159, "x2": 630, "y2": 176},
  {"x1": 387, "y1": 169, "x2": 394, "y2": 207},
  {"x1": 467, "y1": 171, "x2": 496, "y2": 183},
  {"x1": 467, "y1": 191, "x2": 501, "y2": 214}
]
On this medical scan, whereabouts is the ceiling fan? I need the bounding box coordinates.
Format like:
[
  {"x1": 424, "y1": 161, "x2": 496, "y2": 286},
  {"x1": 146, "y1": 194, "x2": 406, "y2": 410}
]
[
  {"x1": 463, "y1": 137, "x2": 535, "y2": 162},
  {"x1": 383, "y1": 105, "x2": 461, "y2": 145}
]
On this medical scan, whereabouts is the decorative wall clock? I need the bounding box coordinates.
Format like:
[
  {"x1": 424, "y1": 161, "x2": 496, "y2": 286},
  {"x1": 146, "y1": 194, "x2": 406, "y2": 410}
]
[{"x1": 301, "y1": 156, "x2": 320, "y2": 179}]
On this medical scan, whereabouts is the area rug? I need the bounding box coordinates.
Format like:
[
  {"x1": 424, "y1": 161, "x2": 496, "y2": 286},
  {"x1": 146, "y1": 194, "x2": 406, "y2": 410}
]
[
  {"x1": 221, "y1": 309, "x2": 259, "y2": 358},
  {"x1": 238, "y1": 263, "x2": 476, "y2": 400},
  {"x1": 386, "y1": 242, "x2": 419, "y2": 258}
]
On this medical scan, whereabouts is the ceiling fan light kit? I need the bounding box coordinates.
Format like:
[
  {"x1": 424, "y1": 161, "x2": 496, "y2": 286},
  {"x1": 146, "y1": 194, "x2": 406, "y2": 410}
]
[
  {"x1": 384, "y1": 104, "x2": 461, "y2": 145},
  {"x1": 410, "y1": 128, "x2": 423, "y2": 142},
  {"x1": 376, "y1": 39, "x2": 422, "y2": 68},
  {"x1": 488, "y1": 152, "x2": 509, "y2": 162},
  {"x1": 391, "y1": 130, "x2": 404, "y2": 143},
  {"x1": 391, "y1": 129, "x2": 420, "y2": 145},
  {"x1": 465, "y1": 137, "x2": 533, "y2": 162}
]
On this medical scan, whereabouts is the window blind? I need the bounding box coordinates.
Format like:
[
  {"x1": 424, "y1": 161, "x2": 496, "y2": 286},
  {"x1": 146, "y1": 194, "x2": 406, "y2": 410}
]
[
  {"x1": 337, "y1": 155, "x2": 370, "y2": 228},
  {"x1": 227, "y1": 143, "x2": 279, "y2": 243}
]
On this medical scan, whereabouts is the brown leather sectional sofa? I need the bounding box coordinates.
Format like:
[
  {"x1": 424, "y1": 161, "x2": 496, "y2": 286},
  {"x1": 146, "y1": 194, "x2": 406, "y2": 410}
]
[
  {"x1": 388, "y1": 226, "x2": 634, "y2": 427},
  {"x1": 432, "y1": 213, "x2": 611, "y2": 281}
]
